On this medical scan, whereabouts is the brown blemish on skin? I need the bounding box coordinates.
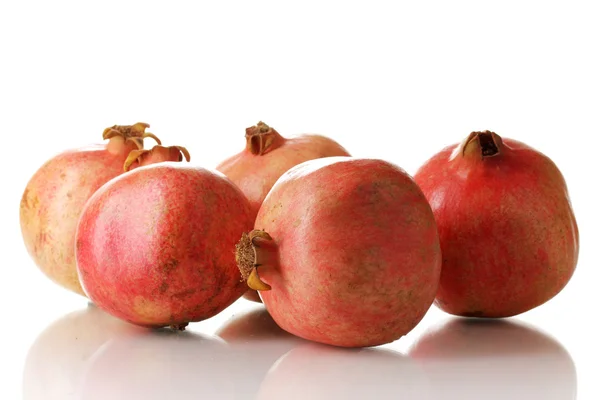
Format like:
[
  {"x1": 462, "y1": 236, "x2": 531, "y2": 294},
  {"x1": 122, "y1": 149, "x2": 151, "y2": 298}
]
[
  {"x1": 162, "y1": 258, "x2": 180, "y2": 273},
  {"x1": 21, "y1": 188, "x2": 29, "y2": 208},
  {"x1": 20, "y1": 189, "x2": 40, "y2": 210},
  {"x1": 159, "y1": 282, "x2": 169, "y2": 293},
  {"x1": 172, "y1": 288, "x2": 197, "y2": 300}
]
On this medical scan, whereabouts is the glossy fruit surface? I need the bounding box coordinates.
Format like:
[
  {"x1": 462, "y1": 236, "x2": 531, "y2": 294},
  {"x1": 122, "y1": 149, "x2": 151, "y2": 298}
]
[{"x1": 414, "y1": 131, "x2": 579, "y2": 317}]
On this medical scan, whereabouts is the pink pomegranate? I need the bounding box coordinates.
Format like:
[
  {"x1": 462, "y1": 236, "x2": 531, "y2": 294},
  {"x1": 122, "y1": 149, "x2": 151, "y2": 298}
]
[
  {"x1": 217, "y1": 121, "x2": 350, "y2": 303},
  {"x1": 76, "y1": 159, "x2": 254, "y2": 329},
  {"x1": 414, "y1": 131, "x2": 579, "y2": 317},
  {"x1": 216, "y1": 121, "x2": 350, "y2": 218},
  {"x1": 236, "y1": 157, "x2": 442, "y2": 347},
  {"x1": 20, "y1": 123, "x2": 161, "y2": 296}
]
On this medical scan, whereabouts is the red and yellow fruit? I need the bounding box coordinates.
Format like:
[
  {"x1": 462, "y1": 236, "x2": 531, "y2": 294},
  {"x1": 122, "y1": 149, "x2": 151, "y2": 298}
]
[{"x1": 20, "y1": 123, "x2": 160, "y2": 296}]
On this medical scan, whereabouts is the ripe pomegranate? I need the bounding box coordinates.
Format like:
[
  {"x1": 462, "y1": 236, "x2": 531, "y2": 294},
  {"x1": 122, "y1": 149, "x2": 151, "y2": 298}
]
[
  {"x1": 20, "y1": 123, "x2": 161, "y2": 296},
  {"x1": 218, "y1": 121, "x2": 351, "y2": 303},
  {"x1": 236, "y1": 157, "x2": 442, "y2": 347},
  {"x1": 414, "y1": 131, "x2": 579, "y2": 317},
  {"x1": 408, "y1": 318, "x2": 577, "y2": 399},
  {"x1": 76, "y1": 161, "x2": 254, "y2": 329}
]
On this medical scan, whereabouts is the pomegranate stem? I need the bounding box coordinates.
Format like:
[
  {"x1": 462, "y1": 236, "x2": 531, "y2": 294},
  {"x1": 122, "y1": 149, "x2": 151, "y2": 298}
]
[
  {"x1": 235, "y1": 230, "x2": 274, "y2": 291},
  {"x1": 244, "y1": 121, "x2": 285, "y2": 155},
  {"x1": 103, "y1": 122, "x2": 162, "y2": 153},
  {"x1": 461, "y1": 130, "x2": 504, "y2": 159},
  {"x1": 123, "y1": 145, "x2": 191, "y2": 171}
]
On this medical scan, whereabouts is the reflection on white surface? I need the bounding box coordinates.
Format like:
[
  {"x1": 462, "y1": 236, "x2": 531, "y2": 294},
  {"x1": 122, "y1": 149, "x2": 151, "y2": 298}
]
[
  {"x1": 256, "y1": 344, "x2": 429, "y2": 400},
  {"x1": 75, "y1": 328, "x2": 235, "y2": 399},
  {"x1": 22, "y1": 303, "x2": 143, "y2": 400},
  {"x1": 22, "y1": 305, "x2": 577, "y2": 400},
  {"x1": 22, "y1": 305, "x2": 308, "y2": 400},
  {"x1": 408, "y1": 318, "x2": 577, "y2": 400},
  {"x1": 215, "y1": 307, "x2": 309, "y2": 399}
]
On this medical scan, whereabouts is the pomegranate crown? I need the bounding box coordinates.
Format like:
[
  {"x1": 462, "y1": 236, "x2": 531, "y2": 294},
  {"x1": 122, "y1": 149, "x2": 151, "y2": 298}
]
[
  {"x1": 103, "y1": 122, "x2": 162, "y2": 150},
  {"x1": 244, "y1": 121, "x2": 285, "y2": 156},
  {"x1": 457, "y1": 130, "x2": 504, "y2": 160},
  {"x1": 124, "y1": 144, "x2": 191, "y2": 171}
]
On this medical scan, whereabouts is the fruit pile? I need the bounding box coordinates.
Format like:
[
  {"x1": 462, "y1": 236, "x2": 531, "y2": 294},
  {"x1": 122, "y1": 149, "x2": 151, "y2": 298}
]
[{"x1": 19, "y1": 122, "x2": 579, "y2": 347}]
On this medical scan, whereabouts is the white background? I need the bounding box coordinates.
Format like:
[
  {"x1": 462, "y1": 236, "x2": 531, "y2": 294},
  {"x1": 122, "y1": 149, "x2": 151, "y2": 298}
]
[{"x1": 1, "y1": 1, "x2": 598, "y2": 398}]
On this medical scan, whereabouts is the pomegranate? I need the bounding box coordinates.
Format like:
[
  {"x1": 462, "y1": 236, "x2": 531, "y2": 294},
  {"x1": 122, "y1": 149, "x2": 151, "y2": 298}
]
[
  {"x1": 218, "y1": 121, "x2": 351, "y2": 303},
  {"x1": 75, "y1": 160, "x2": 254, "y2": 329},
  {"x1": 19, "y1": 123, "x2": 161, "y2": 296},
  {"x1": 414, "y1": 131, "x2": 579, "y2": 317},
  {"x1": 217, "y1": 121, "x2": 351, "y2": 218},
  {"x1": 408, "y1": 318, "x2": 577, "y2": 399},
  {"x1": 236, "y1": 157, "x2": 442, "y2": 347}
]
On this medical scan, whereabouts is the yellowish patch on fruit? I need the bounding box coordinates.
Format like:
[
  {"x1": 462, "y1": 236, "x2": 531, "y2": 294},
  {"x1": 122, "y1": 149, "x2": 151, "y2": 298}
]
[{"x1": 133, "y1": 296, "x2": 169, "y2": 326}]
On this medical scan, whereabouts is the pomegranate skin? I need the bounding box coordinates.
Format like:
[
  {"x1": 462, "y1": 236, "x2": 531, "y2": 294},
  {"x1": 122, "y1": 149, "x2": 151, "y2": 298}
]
[
  {"x1": 218, "y1": 122, "x2": 350, "y2": 303},
  {"x1": 20, "y1": 124, "x2": 158, "y2": 296},
  {"x1": 414, "y1": 131, "x2": 579, "y2": 318},
  {"x1": 240, "y1": 157, "x2": 442, "y2": 348},
  {"x1": 216, "y1": 121, "x2": 350, "y2": 219},
  {"x1": 76, "y1": 164, "x2": 253, "y2": 328}
]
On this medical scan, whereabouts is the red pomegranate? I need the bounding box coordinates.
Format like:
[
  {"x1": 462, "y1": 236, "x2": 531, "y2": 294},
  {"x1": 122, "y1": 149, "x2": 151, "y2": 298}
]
[
  {"x1": 414, "y1": 131, "x2": 579, "y2": 317},
  {"x1": 236, "y1": 157, "x2": 442, "y2": 347},
  {"x1": 20, "y1": 123, "x2": 161, "y2": 296},
  {"x1": 217, "y1": 121, "x2": 350, "y2": 303},
  {"x1": 76, "y1": 160, "x2": 254, "y2": 329}
]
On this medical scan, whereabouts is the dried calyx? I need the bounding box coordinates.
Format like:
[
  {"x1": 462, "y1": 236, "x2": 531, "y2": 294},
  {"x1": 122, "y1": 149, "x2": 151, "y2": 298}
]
[
  {"x1": 103, "y1": 122, "x2": 162, "y2": 151},
  {"x1": 245, "y1": 121, "x2": 286, "y2": 156},
  {"x1": 124, "y1": 145, "x2": 191, "y2": 171},
  {"x1": 461, "y1": 130, "x2": 504, "y2": 159},
  {"x1": 169, "y1": 322, "x2": 189, "y2": 331},
  {"x1": 236, "y1": 230, "x2": 275, "y2": 291}
]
